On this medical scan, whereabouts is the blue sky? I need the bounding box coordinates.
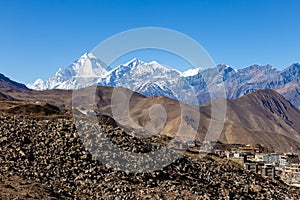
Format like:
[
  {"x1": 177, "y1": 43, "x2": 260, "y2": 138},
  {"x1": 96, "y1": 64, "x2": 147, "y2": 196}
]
[{"x1": 0, "y1": 0, "x2": 299, "y2": 83}]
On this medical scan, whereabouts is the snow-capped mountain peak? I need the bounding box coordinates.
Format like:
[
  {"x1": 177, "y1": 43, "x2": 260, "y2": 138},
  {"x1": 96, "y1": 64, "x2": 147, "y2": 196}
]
[
  {"x1": 123, "y1": 58, "x2": 143, "y2": 68},
  {"x1": 81, "y1": 52, "x2": 97, "y2": 59},
  {"x1": 27, "y1": 53, "x2": 208, "y2": 104},
  {"x1": 26, "y1": 53, "x2": 300, "y2": 109},
  {"x1": 182, "y1": 67, "x2": 203, "y2": 77},
  {"x1": 27, "y1": 52, "x2": 108, "y2": 90},
  {"x1": 101, "y1": 58, "x2": 181, "y2": 87}
]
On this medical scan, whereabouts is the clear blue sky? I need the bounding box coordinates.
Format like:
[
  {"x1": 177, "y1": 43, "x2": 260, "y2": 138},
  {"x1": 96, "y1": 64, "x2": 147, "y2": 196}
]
[{"x1": 0, "y1": 0, "x2": 299, "y2": 83}]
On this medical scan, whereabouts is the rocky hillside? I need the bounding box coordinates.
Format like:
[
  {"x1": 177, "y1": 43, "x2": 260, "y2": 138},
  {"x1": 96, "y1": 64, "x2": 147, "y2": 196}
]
[{"x1": 1, "y1": 114, "x2": 300, "y2": 199}]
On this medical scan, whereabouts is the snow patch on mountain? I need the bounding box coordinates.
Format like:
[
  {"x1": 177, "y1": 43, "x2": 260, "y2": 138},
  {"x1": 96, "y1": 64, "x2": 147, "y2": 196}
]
[{"x1": 182, "y1": 67, "x2": 203, "y2": 77}]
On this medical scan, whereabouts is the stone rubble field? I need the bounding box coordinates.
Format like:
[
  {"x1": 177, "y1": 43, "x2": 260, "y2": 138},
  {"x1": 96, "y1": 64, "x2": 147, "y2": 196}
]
[{"x1": 1, "y1": 114, "x2": 300, "y2": 199}]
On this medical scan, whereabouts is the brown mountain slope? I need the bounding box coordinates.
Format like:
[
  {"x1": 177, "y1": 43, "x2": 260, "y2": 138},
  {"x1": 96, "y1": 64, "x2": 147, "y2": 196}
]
[
  {"x1": 1, "y1": 86, "x2": 300, "y2": 152},
  {"x1": 72, "y1": 86, "x2": 199, "y2": 140},
  {"x1": 0, "y1": 91, "x2": 15, "y2": 100},
  {"x1": 202, "y1": 89, "x2": 300, "y2": 152},
  {"x1": 54, "y1": 87, "x2": 300, "y2": 152},
  {"x1": 228, "y1": 89, "x2": 300, "y2": 135},
  {"x1": 0, "y1": 88, "x2": 72, "y2": 108}
]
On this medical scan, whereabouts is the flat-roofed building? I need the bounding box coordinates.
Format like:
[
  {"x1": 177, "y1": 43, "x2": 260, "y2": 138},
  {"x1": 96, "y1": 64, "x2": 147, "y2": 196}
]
[
  {"x1": 244, "y1": 162, "x2": 258, "y2": 173},
  {"x1": 280, "y1": 153, "x2": 299, "y2": 166},
  {"x1": 263, "y1": 152, "x2": 279, "y2": 164},
  {"x1": 262, "y1": 165, "x2": 275, "y2": 178}
]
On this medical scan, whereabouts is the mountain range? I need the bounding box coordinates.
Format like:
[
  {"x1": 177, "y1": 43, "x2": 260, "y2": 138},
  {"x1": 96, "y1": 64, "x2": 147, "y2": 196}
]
[
  {"x1": 1, "y1": 51, "x2": 300, "y2": 152},
  {"x1": 27, "y1": 53, "x2": 300, "y2": 109}
]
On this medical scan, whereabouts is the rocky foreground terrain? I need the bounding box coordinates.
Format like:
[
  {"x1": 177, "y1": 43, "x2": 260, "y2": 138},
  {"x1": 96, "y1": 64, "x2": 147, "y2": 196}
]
[{"x1": 1, "y1": 113, "x2": 300, "y2": 199}]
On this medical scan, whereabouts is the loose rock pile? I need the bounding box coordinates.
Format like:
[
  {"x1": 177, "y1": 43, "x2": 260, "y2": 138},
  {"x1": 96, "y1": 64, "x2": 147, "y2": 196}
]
[{"x1": 1, "y1": 114, "x2": 299, "y2": 199}]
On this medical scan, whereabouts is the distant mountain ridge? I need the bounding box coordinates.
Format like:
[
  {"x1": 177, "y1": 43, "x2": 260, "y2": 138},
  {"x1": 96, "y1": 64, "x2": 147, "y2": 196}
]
[
  {"x1": 27, "y1": 53, "x2": 300, "y2": 109},
  {"x1": 0, "y1": 73, "x2": 28, "y2": 90}
]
